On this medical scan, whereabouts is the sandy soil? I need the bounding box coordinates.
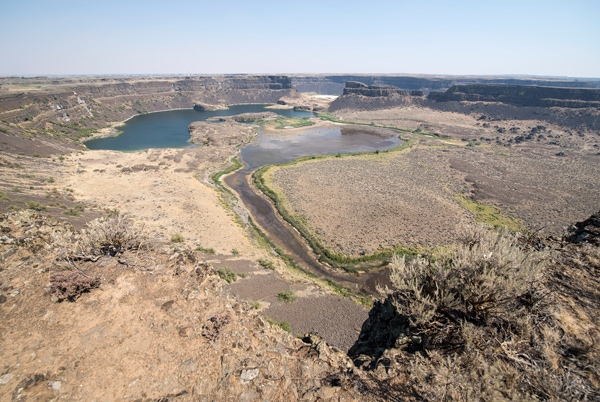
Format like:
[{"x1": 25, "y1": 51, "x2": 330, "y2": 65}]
[
  {"x1": 63, "y1": 148, "x2": 256, "y2": 256},
  {"x1": 0, "y1": 213, "x2": 369, "y2": 401},
  {"x1": 266, "y1": 92, "x2": 336, "y2": 112}
]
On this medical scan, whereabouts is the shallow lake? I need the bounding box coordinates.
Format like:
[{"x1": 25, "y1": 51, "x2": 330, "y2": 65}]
[
  {"x1": 241, "y1": 125, "x2": 402, "y2": 169},
  {"x1": 84, "y1": 104, "x2": 312, "y2": 151}
]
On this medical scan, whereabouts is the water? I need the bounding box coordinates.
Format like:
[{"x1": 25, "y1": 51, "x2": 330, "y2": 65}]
[
  {"x1": 84, "y1": 105, "x2": 312, "y2": 151},
  {"x1": 85, "y1": 105, "x2": 400, "y2": 292},
  {"x1": 225, "y1": 125, "x2": 402, "y2": 293},
  {"x1": 241, "y1": 125, "x2": 401, "y2": 169}
]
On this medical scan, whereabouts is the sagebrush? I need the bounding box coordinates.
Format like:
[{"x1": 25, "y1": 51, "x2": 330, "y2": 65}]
[
  {"x1": 52, "y1": 212, "x2": 146, "y2": 261},
  {"x1": 378, "y1": 224, "x2": 597, "y2": 401}
]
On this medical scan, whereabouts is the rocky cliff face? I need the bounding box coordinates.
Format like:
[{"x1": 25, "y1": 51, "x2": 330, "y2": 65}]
[
  {"x1": 329, "y1": 82, "x2": 422, "y2": 111},
  {"x1": 428, "y1": 84, "x2": 600, "y2": 108},
  {"x1": 342, "y1": 81, "x2": 410, "y2": 97},
  {"x1": 0, "y1": 76, "x2": 296, "y2": 143},
  {"x1": 291, "y1": 75, "x2": 599, "y2": 96}
]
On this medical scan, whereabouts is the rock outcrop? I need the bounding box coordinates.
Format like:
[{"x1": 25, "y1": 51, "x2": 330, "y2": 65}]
[
  {"x1": 329, "y1": 82, "x2": 422, "y2": 111},
  {"x1": 566, "y1": 210, "x2": 600, "y2": 245},
  {"x1": 342, "y1": 82, "x2": 410, "y2": 97},
  {"x1": 290, "y1": 75, "x2": 600, "y2": 96},
  {"x1": 193, "y1": 102, "x2": 229, "y2": 112},
  {"x1": 188, "y1": 118, "x2": 258, "y2": 147},
  {"x1": 428, "y1": 84, "x2": 600, "y2": 109}
]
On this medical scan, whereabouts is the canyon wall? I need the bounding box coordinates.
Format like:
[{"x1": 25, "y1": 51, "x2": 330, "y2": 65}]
[
  {"x1": 428, "y1": 84, "x2": 600, "y2": 108},
  {"x1": 329, "y1": 81, "x2": 423, "y2": 111},
  {"x1": 291, "y1": 75, "x2": 599, "y2": 95},
  {"x1": 0, "y1": 75, "x2": 296, "y2": 143}
]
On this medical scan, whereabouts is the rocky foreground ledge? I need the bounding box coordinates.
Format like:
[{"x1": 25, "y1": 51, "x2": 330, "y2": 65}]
[
  {"x1": 0, "y1": 211, "x2": 390, "y2": 401},
  {"x1": 1, "y1": 208, "x2": 599, "y2": 401}
]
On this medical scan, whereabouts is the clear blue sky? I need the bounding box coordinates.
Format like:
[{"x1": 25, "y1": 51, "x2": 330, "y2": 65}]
[{"x1": 0, "y1": 0, "x2": 598, "y2": 77}]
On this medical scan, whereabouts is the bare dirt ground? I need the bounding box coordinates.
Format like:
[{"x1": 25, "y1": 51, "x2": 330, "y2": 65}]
[
  {"x1": 266, "y1": 106, "x2": 600, "y2": 256},
  {"x1": 0, "y1": 115, "x2": 369, "y2": 358},
  {"x1": 0, "y1": 212, "x2": 374, "y2": 401},
  {"x1": 64, "y1": 148, "x2": 257, "y2": 255}
]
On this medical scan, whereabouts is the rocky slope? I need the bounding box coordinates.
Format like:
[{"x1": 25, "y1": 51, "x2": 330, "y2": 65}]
[
  {"x1": 329, "y1": 82, "x2": 423, "y2": 111},
  {"x1": 0, "y1": 75, "x2": 296, "y2": 148},
  {"x1": 0, "y1": 211, "x2": 385, "y2": 401},
  {"x1": 329, "y1": 81, "x2": 600, "y2": 131},
  {"x1": 2, "y1": 207, "x2": 597, "y2": 401}
]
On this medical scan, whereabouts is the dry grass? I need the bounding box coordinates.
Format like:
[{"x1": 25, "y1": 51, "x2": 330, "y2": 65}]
[
  {"x1": 378, "y1": 224, "x2": 599, "y2": 401},
  {"x1": 52, "y1": 212, "x2": 147, "y2": 262}
]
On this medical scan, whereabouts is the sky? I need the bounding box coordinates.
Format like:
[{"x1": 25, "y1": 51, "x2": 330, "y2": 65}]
[{"x1": 0, "y1": 0, "x2": 598, "y2": 78}]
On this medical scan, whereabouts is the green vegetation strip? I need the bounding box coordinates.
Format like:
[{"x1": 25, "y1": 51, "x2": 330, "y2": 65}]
[
  {"x1": 273, "y1": 116, "x2": 314, "y2": 129},
  {"x1": 209, "y1": 156, "x2": 242, "y2": 195},
  {"x1": 249, "y1": 115, "x2": 475, "y2": 272},
  {"x1": 454, "y1": 194, "x2": 524, "y2": 232},
  {"x1": 207, "y1": 154, "x2": 318, "y2": 280}
]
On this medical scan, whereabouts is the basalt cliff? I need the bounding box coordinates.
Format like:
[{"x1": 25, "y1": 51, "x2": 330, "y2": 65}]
[{"x1": 0, "y1": 75, "x2": 296, "y2": 146}]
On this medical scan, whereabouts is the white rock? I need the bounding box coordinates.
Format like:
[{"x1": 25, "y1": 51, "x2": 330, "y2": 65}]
[
  {"x1": 0, "y1": 374, "x2": 13, "y2": 385},
  {"x1": 48, "y1": 381, "x2": 61, "y2": 391},
  {"x1": 241, "y1": 368, "x2": 259, "y2": 384}
]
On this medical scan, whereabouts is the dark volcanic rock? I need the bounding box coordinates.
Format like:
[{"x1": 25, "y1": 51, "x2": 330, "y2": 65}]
[
  {"x1": 428, "y1": 84, "x2": 600, "y2": 109},
  {"x1": 342, "y1": 81, "x2": 410, "y2": 97},
  {"x1": 329, "y1": 82, "x2": 421, "y2": 111},
  {"x1": 566, "y1": 210, "x2": 600, "y2": 246}
]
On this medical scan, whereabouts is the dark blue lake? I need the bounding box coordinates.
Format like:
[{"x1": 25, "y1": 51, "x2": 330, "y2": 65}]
[{"x1": 84, "y1": 105, "x2": 312, "y2": 151}]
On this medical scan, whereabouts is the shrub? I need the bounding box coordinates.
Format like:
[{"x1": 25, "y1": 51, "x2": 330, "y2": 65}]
[
  {"x1": 231, "y1": 248, "x2": 240, "y2": 255},
  {"x1": 196, "y1": 245, "x2": 215, "y2": 254},
  {"x1": 170, "y1": 233, "x2": 185, "y2": 243},
  {"x1": 216, "y1": 267, "x2": 237, "y2": 283},
  {"x1": 53, "y1": 212, "x2": 145, "y2": 260},
  {"x1": 47, "y1": 176, "x2": 55, "y2": 183},
  {"x1": 376, "y1": 224, "x2": 597, "y2": 400},
  {"x1": 266, "y1": 318, "x2": 292, "y2": 333},
  {"x1": 276, "y1": 290, "x2": 297, "y2": 303},
  {"x1": 50, "y1": 271, "x2": 99, "y2": 301},
  {"x1": 64, "y1": 203, "x2": 85, "y2": 216},
  {"x1": 258, "y1": 258, "x2": 275, "y2": 270},
  {"x1": 387, "y1": 224, "x2": 545, "y2": 326},
  {"x1": 26, "y1": 201, "x2": 47, "y2": 211}
]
